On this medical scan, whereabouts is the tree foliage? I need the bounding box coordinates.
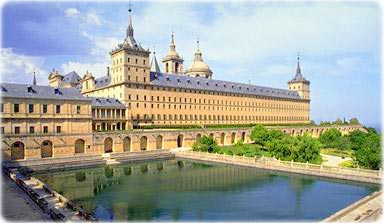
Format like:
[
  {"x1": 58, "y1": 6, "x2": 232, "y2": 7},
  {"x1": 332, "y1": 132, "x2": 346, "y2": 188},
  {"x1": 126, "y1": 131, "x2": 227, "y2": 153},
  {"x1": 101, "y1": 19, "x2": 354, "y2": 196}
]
[
  {"x1": 353, "y1": 130, "x2": 381, "y2": 170},
  {"x1": 249, "y1": 124, "x2": 270, "y2": 146},
  {"x1": 319, "y1": 128, "x2": 342, "y2": 148},
  {"x1": 349, "y1": 118, "x2": 360, "y2": 125},
  {"x1": 192, "y1": 135, "x2": 218, "y2": 153}
]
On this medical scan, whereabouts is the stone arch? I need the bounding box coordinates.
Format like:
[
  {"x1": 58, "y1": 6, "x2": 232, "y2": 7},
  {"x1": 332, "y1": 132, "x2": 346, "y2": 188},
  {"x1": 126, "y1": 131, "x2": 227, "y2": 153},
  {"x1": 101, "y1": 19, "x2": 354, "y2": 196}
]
[
  {"x1": 220, "y1": 133, "x2": 225, "y2": 145},
  {"x1": 74, "y1": 139, "x2": 85, "y2": 154},
  {"x1": 104, "y1": 137, "x2": 113, "y2": 153},
  {"x1": 209, "y1": 133, "x2": 214, "y2": 138},
  {"x1": 41, "y1": 140, "x2": 53, "y2": 158},
  {"x1": 11, "y1": 141, "x2": 25, "y2": 160},
  {"x1": 123, "y1": 137, "x2": 131, "y2": 152},
  {"x1": 196, "y1": 133, "x2": 202, "y2": 141},
  {"x1": 241, "y1": 132, "x2": 246, "y2": 141},
  {"x1": 177, "y1": 134, "x2": 184, "y2": 148},
  {"x1": 140, "y1": 136, "x2": 148, "y2": 151},
  {"x1": 156, "y1": 135, "x2": 163, "y2": 150},
  {"x1": 231, "y1": 132, "x2": 236, "y2": 144}
]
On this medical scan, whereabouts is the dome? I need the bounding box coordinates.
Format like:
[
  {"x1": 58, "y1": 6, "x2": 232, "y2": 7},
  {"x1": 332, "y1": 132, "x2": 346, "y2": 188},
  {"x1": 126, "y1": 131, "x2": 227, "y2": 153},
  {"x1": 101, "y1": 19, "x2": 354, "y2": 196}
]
[{"x1": 184, "y1": 40, "x2": 212, "y2": 79}]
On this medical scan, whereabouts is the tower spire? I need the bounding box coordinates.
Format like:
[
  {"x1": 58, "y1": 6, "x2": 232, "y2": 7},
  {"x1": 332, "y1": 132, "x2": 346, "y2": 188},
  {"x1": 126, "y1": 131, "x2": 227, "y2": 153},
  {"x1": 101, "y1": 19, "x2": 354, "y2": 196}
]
[
  {"x1": 127, "y1": 1, "x2": 134, "y2": 38},
  {"x1": 194, "y1": 38, "x2": 202, "y2": 61},
  {"x1": 33, "y1": 69, "x2": 37, "y2": 85},
  {"x1": 296, "y1": 53, "x2": 301, "y2": 75}
]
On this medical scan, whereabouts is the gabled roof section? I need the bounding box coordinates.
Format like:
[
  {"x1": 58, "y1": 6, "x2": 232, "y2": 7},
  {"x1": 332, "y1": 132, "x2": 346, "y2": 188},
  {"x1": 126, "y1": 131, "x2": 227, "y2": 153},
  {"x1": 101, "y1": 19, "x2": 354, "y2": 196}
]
[
  {"x1": 150, "y1": 72, "x2": 301, "y2": 100},
  {"x1": 150, "y1": 52, "x2": 162, "y2": 73},
  {"x1": 0, "y1": 83, "x2": 90, "y2": 101}
]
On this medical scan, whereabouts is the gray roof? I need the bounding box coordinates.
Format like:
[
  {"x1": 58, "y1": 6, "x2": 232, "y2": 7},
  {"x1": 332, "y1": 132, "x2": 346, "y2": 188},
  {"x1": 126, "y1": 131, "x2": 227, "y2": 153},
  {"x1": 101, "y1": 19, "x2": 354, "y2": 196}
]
[
  {"x1": 94, "y1": 75, "x2": 111, "y2": 88},
  {"x1": 0, "y1": 83, "x2": 91, "y2": 101},
  {"x1": 150, "y1": 72, "x2": 301, "y2": 100},
  {"x1": 62, "y1": 71, "x2": 81, "y2": 84},
  {"x1": 90, "y1": 97, "x2": 126, "y2": 108}
]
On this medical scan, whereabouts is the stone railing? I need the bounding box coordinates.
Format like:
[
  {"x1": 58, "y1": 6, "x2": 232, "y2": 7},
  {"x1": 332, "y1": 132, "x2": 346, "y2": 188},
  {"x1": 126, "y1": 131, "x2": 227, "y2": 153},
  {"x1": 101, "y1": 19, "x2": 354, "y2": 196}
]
[{"x1": 176, "y1": 150, "x2": 382, "y2": 184}]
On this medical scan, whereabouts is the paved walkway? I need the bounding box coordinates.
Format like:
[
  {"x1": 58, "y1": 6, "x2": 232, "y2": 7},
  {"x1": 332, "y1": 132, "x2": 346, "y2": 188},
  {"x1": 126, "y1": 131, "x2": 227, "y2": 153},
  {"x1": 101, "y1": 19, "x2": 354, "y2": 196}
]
[
  {"x1": 321, "y1": 153, "x2": 352, "y2": 167},
  {"x1": 1, "y1": 174, "x2": 51, "y2": 221}
]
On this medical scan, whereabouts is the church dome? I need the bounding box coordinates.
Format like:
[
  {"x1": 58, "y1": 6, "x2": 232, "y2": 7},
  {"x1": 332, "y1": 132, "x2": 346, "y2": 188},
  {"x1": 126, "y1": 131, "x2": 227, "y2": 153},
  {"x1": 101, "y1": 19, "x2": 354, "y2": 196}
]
[{"x1": 185, "y1": 40, "x2": 212, "y2": 79}]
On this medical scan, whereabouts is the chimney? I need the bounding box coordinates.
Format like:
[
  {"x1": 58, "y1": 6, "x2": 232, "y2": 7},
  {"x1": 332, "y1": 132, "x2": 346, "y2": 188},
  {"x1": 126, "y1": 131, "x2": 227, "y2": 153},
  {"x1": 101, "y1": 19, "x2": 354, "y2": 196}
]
[{"x1": 107, "y1": 67, "x2": 110, "y2": 77}]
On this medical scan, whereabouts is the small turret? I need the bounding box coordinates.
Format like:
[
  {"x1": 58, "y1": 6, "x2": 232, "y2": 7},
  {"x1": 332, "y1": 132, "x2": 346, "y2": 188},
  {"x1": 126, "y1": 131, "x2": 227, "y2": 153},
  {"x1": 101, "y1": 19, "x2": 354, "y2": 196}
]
[
  {"x1": 185, "y1": 39, "x2": 213, "y2": 79},
  {"x1": 162, "y1": 32, "x2": 184, "y2": 74},
  {"x1": 48, "y1": 68, "x2": 64, "y2": 87},
  {"x1": 81, "y1": 71, "x2": 95, "y2": 93}
]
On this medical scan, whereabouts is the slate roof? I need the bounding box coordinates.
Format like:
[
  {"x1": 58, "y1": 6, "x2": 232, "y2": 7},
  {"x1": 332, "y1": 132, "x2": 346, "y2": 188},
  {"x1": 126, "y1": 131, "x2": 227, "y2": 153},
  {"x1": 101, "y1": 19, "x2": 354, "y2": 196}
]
[
  {"x1": 94, "y1": 76, "x2": 111, "y2": 88},
  {"x1": 90, "y1": 97, "x2": 126, "y2": 108},
  {"x1": 62, "y1": 71, "x2": 81, "y2": 84},
  {"x1": 0, "y1": 83, "x2": 90, "y2": 101},
  {"x1": 150, "y1": 72, "x2": 301, "y2": 100}
]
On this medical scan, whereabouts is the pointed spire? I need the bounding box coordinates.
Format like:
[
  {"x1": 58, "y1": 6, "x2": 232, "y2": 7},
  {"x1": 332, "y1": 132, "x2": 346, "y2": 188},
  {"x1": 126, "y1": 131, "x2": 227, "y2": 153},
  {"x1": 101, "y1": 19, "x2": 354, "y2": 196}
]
[
  {"x1": 126, "y1": 1, "x2": 134, "y2": 38},
  {"x1": 150, "y1": 48, "x2": 161, "y2": 73},
  {"x1": 33, "y1": 69, "x2": 37, "y2": 85},
  {"x1": 171, "y1": 31, "x2": 175, "y2": 45},
  {"x1": 169, "y1": 31, "x2": 176, "y2": 52},
  {"x1": 296, "y1": 53, "x2": 301, "y2": 75}
]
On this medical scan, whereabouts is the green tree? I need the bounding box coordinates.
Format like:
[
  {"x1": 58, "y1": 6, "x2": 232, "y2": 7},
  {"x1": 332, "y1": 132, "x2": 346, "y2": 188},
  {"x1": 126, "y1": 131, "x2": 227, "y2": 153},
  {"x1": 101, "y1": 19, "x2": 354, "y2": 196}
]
[
  {"x1": 354, "y1": 132, "x2": 381, "y2": 170},
  {"x1": 250, "y1": 124, "x2": 270, "y2": 147},
  {"x1": 319, "y1": 128, "x2": 342, "y2": 148},
  {"x1": 294, "y1": 134, "x2": 323, "y2": 163},
  {"x1": 348, "y1": 130, "x2": 366, "y2": 151},
  {"x1": 333, "y1": 118, "x2": 343, "y2": 125},
  {"x1": 349, "y1": 118, "x2": 360, "y2": 125},
  {"x1": 268, "y1": 129, "x2": 286, "y2": 141},
  {"x1": 192, "y1": 135, "x2": 218, "y2": 153}
]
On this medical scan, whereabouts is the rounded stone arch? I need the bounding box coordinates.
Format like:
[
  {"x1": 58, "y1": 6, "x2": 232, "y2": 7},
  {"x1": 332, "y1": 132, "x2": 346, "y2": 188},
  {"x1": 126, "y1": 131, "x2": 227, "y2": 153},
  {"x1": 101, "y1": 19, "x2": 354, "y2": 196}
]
[
  {"x1": 220, "y1": 132, "x2": 226, "y2": 145},
  {"x1": 177, "y1": 134, "x2": 184, "y2": 148},
  {"x1": 123, "y1": 136, "x2": 131, "y2": 152},
  {"x1": 41, "y1": 140, "x2": 53, "y2": 158},
  {"x1": 74, "y1": 139, "x2": 85, "y2": 154},
  {"x1": 196, "y1": 133, "x2": 202, "y2": 142},
  {"x1": 140, "y1": 136, "x2": 148, "y2": 151},
  {"x1": 231, "y1": 132, "x2": 236, "y2": 144},
  {"x1": 209, "y1": 133, "x2": 215, "y2": 138},
  {"x1": 11, "y1": 141, "x2": 25, "y2": 160},
  {"x1": 292, "y1": 130, "x2": 295, "y2": 136},
  {"x1": 156, "y1": 135, "x2": 163, "y2": 150},
  {"x1": 104, "y1": 137, "x2": 113, "y2": 153}
]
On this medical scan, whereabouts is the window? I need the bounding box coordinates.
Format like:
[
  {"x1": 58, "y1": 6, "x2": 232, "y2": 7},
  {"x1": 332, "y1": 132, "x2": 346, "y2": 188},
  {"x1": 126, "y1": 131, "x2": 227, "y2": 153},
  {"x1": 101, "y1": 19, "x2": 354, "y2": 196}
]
[
  {"x1": 14, "y1": 127, "x2": 20, "y2": 134},
  {"x1": 135, "y1": 59, "x2": 138, "y2": 64},
  {"x1": 29, "y1": 126, "x2": 35, "y2": 134},
  {"x1": 0, "y1": 127, "x2": 4, "y2": 134},
  {"x1": 14, "y1": 104, "x2": 19, "y2": 113},
  {"x1": 43, "y1": 104, "x2": 48, "y2": 113},
  {"x1": 56, "y1": 126, "x2": 61, "y2": 133},
  {"x1": 43, "y1": 126, "x2": 48, "y2": 133},
  {"x1": 76, "y1": 106, "x2": 81, "y2": 114},
  {"x1": 29, "y1": 104, "x2": 34, "y2": 113},
  {"x1": 0, "y1": 103, "x2": 3, "y2": 112},
  {"x1": 56, "y1": 105, "x2": 60, "y2": 114}
]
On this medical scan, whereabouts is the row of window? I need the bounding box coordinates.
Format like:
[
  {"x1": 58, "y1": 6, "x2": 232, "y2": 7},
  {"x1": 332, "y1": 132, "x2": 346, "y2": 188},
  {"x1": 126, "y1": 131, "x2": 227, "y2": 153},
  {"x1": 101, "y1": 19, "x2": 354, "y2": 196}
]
[
  {"x1": 92, "y1": 108, "x2": 126, "y2": 118},
  {"x1": 127, "y1": 94, "x2": 307, "y2": 110},
  {"x1": 1, "y1": 103, "x2": 81, "y2": 115},
  {"x1": 112, "y1": 57, "x2": 146, "y2": 66},
  {"x1": 133, "y1": 114, "x2": 309, "y2": 122},
  {"x1": 10, "y1": 125, "x2": 62, "y2": 134}
]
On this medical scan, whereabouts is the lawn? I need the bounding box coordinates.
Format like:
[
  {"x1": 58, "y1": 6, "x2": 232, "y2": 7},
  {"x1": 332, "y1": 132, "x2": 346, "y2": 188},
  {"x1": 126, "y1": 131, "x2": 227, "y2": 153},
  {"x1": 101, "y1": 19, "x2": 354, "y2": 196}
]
[
  {"x1": 321, "y1": 148, "x2": 353, "y2": 158},
  {"x1": 215, "y1": 143, "x2": 272, "y2": 158}
]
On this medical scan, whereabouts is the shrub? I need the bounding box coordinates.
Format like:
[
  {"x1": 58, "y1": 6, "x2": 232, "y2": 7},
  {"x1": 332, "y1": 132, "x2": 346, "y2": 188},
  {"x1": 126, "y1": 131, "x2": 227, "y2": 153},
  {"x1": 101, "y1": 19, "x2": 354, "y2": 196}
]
[{"x1": 192, "y1": 135, "x2": 218, "y2": 153}]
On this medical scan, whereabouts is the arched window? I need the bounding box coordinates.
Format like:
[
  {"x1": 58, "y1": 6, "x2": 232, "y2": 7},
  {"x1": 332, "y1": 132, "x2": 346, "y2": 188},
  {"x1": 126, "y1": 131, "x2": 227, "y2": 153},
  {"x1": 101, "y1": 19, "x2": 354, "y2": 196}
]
[
  {"x1": 41, "y1": 140, "x2": 53, "y2": 158},
  {"x1": 140, "y1": 136, "x2": 148, "y2": 150},
  {"x1": 177, "y1": 134, "x2": 184, "y2": 147},
  {"x1": 74, "y1": 139, "x2": 85, "y2": 154},
  {"x1": 156, "y1": 135, "x2": 163, "y2": 150},
  {"x1": 104, "y1": 137, "x2": 113, "y2": 153},
  {"x1": 123, "y1": 137, "x2": 131, "y2": 152}
]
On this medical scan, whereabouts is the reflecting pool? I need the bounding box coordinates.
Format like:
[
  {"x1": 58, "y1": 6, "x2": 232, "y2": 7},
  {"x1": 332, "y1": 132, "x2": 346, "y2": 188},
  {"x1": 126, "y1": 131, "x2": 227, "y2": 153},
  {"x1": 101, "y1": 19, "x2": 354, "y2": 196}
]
[{"x1": 35, "y1": 159, "x2": 379, "y2": 221}]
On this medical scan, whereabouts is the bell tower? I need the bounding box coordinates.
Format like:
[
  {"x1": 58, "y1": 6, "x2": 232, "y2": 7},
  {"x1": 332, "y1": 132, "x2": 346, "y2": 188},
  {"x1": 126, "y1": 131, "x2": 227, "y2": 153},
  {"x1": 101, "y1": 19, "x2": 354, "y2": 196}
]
[
  {"x1": 288, "y1": 55, "x2": 310, "y2": 100},
  {"x1": 162, "y1": 32, "x2": 184, "y2": 74}
]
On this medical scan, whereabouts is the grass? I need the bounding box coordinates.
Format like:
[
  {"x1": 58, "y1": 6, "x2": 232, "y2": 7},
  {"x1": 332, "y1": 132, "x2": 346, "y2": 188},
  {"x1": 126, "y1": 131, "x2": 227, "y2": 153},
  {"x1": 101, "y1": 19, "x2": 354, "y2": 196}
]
[
  {"x1": 339, "y1": 159, "x2": 357, "y2": 168},
  {"x1": 321, "y1": 148, "x2": 353, "y2": 158},
  {"x1": 214, "y1": 143, "x2": 272, "y2": 158}
]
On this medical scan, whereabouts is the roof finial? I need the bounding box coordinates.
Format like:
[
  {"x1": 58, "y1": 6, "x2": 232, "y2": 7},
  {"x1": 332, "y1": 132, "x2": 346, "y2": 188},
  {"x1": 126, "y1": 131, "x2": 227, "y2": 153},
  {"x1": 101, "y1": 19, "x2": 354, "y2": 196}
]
[
  {"x1": 33, "y1": 69, "x2": 37, "y2": 85},
  {"x1": 153, "y1": 46, "x2": 156, "y2": 54},
  {"x1": 197, "y1": 38, "x2": 200, "y2": 50},
  {"x1": 126, "y1": 0, "x2": 134, "y2": 38},
  {"x1": 171, "y1": 31, "x2": 175, "y2": 45},
  {"x1": 128, "y1": 0, "x2": 132, "y2": 13},
  {"x1": 296, "y1": 52, "x2": 301, "y2": 75}
]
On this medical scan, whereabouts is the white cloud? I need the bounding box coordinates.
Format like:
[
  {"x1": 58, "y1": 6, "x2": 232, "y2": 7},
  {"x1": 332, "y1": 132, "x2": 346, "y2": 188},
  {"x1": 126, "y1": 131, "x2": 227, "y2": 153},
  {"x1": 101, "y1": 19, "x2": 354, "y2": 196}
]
[
  {"x1": 61, "y1": 61, "x2": 109, "y2": 78},
  {"x1": 0, "y1": 48, "x2": 48, "y2": 85},
  {"x1": 65, "y1": 8, "x2": 80, "y2": 19},
  {"x1": 86, "y1": 12, "x2": 102, "y2": 26}
]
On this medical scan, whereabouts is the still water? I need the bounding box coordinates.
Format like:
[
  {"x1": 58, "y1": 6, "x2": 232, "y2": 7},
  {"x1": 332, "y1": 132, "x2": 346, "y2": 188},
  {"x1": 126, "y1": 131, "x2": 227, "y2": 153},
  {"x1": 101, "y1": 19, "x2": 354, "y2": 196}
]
[{"x1": 35, "y1": 159, "x2": 379, "y2": 221}]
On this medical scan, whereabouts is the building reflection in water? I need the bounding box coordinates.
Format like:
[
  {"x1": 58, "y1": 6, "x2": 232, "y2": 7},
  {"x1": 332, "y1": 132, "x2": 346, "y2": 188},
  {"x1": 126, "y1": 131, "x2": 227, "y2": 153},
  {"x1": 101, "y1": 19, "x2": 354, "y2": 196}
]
[{"x1": 35, "y1": 159, "x2": 377, "y2": 221}]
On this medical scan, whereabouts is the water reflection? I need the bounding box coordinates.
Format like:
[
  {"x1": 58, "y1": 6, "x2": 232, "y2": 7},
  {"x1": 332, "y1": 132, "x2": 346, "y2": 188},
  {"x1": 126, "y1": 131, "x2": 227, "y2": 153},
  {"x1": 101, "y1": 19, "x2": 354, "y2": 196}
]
[{"x1": 35, "y1": 159, "x2": 379, "y2": 221}]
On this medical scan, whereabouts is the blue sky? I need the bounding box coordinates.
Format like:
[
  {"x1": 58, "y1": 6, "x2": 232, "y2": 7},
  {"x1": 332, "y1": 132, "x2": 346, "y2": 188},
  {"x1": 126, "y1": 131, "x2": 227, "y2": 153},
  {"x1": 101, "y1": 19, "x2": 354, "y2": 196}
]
[{"x1": 0, "y1": 1, "x2": 381, "y2": 128}]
